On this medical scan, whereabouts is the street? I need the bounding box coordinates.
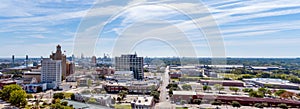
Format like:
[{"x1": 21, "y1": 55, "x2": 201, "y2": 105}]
[{"x1": 155, "y1": 66, "x2": 174, "y2": 109}]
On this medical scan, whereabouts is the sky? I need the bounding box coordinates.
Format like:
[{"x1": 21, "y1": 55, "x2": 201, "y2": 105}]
[{"x1": 0, "y1": 0, "x2": 300, "y2": 58}]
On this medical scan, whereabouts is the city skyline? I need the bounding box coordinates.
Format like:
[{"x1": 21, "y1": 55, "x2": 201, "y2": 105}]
[{"x1": 0, "y1": 0, "x2": 300, "y2": 57}]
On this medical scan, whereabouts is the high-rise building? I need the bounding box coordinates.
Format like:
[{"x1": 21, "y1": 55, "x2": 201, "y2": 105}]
[
  {"x1": 50, "y1": 45, "x2": 67, "y2": 80},
  {"x1": 41, "y1": 58, "x2": 62, "y2": 84},
  {"x1": 11, "y1": 55, "x2": 15, "y2": 67},
  {"x1": 115, "y1": 53, "x2": 144, "y2": 80},
  {"x1": 66, "y1": 62, "x2": 75, "y2": 76},
  {"x1": 25, "y1": 55, "x2": 28, "y2": 68},
  {"x1": 91, "y1": 56, "x2": 97, "y2": 66}
]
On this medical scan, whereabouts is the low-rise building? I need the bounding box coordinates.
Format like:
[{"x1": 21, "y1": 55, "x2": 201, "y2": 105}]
[
  {"x1": 199, "y1": 80, "x2": 245, "y2": 87},
  {"x1": 0, "y1": 79, "x2": 16, "y2": 89},
  {"x1": 243, "y1": 78, "x2": 300, "y2": 90},
  {"x1": 23, "y1": 83, "x2": 47, "y2": 93},
  {"x1": 114, "y1": 71, "x2": 134, "y2": 82},
  {"x1": 96, "y1": 67, "x2": 115, "y2": 76},
  {"x1": 249, "y1": 66, "x2": 284, "y2": 71},
  {"x1": 192, "y1": 94, "x2": 300, "y2": 107},
  {"x1": 74, "y1": 93, "x2": 112, "y2": 107},
  {"x1": 22, "y1": 71, "x2": 41, "y2": 84},
  {"x1": 131, "y1": 96, "x2": 155, "y2": 109},
  {"x1": 181, "y1": 69, "x2": 203, "y2": 77},
  {"x1": 169, "y1": 72, "x2": 182, "y2": 79},
  {"x1": 171, "y1": 91, "x2": 196, "y2": 104},
  {"x1": 77, "y1": 78, "x2": 91, "y2": 87},
  {"x1": 104, "y1": 80, "x2": 160, "y2": 94}
]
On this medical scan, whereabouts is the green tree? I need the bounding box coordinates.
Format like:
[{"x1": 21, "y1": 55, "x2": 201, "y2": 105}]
[
  {"x1": 192, "y1": 99, "x2": 201, "y2": 104},
  {"x1": 275, "y1": 89, "x2": 286, "y2": 97},
  {"x1": 249, "y1": 90, "x2": 264, "y2": 98},
  {"x1": 0, "y1": 84, "x2": 22, "y2": 101},
  {"x1": 254, "y1": 103, "x2": 264, "y2": 108},
  {"x1": 277, "y1": 103, "x2": 288, "y2": 109},
  {"x1": 231, "y1": 101, "x2": 241, "y2": 108},
  {"x1": 166, "y1": 84, "x2": 178, "y2": 89},
  {"x1": 117, "y1": 97, "x2": 122, "y2": 103},
  {"x1": 256, "y1": 72, "x2": 270, "y2": 78},
  {"x1": 9, "y1": 90, "x2": 27, "y2": 107},
  {"x1": 118, "y1": 90, "x2": 128, "y2": 100},
  {"x1": 150, "y1": 90, "x2": 160, "y2": 102},
  {"x1": 258, "y1": 87, "x2": 268, "y2": 97},
  {"x1": 87, "y1": 98, "x2": 96, "y2": 103},
  {"x1": 203, "y1": 85, "x2": 212, "y2": 92},
  {"x1": 182, "y1": 84, "x2": 192, "y2": 90},
  {"x1": 27, "y1": 94, "x2": 33, "y2": 100},
  {"x1": 214, "y1": 84, "x2": 224, "y2": 94},
  {"x1": 70, "y1": 93, "x2": 75, "y2": 100},
  {"x1": 169, "y1": 88, "x2": 173, "y2": 95},
  {"x1": 53, "y1": 93, "x2": 65, "y2": 99},
  {"x1": 229, "y1": 87, "x2": 240, "y2": 94},
  {"x1": 242, "y1": 88, "x2": 253, "y2": 93},
  {"x1": 61, "y1": 101, "x2": 68, "y2": 106},
  {"x1": 87, "y1": 79, "x2": 92, "y2": 88},
  {"x1": 211, "y1": 100, "x2": 222, "y2": 105}
]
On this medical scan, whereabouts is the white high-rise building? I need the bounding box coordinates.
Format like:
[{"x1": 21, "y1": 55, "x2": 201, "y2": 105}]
[{"x1": 41, "y1": 58, "x2": 62, "y2": 84}]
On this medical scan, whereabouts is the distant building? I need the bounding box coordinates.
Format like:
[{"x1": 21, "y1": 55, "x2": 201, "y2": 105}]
[
  {"x1": 243, "y1": 78, "x2": 300, "y2": 90},
  {"x1": 249, "y1": 66, "x2": 282, "y2": 71},
  {"x1": 181, "y1": 69, "x2": 203, "y2": 77},
  {"x1": 50, "y1": 45, "x2": 67, "y2": 80},
  {"x1": 91, "y1": 56, "x2": 97, "y2": 66},
  {"x1": 199, "y1": 80, "x2": 245, "y2": 87},
  {"x1": 96, "y1": 67, "x2": 115, "y2": 76},
  {"x1": 115, "y1": 53, "x2": 144, "y2": 80},
  {"x1": 192, "y1": 94, "x2": 300, "y2": 107},
  {"x1": 41, "y1": 58, "x2": 62, "y2": 87}
]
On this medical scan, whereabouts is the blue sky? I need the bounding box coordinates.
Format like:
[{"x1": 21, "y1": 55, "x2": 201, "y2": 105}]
[{"x1": 0, "y1": 0, "x2": 300, "y2": 58}]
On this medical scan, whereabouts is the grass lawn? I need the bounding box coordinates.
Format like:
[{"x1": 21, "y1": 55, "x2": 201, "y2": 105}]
[
  {"x1": 219, "y1": 73, "x2": 239, "y2": 80},
  {"x1": 171, "y1": 78, "x2": 179, "y2": 82},
  {"x1": 115, "y1": 104, "x2": 132, "y2": 109}
]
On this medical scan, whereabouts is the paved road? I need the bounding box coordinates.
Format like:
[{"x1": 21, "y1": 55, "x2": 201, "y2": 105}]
[
  {"x1": 155, "y1": 66, "x2": 174, "y2": 109},
  {"x1": 160, "y1": 66, "x2": 169, "y2": 102}
]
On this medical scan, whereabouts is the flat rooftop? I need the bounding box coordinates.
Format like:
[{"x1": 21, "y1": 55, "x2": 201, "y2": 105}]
[
  {"x1": 243, "y1": 78, "x2": 299, "y2": 86},
  {"x1": 173, "y1": 91, "x2": 197, "y2": 95},
  {"x1": 131, "y1": 96, "x2": 153, "y2": 106}
]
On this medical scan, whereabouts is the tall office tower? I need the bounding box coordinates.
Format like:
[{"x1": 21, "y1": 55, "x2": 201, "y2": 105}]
[
  {"x1": 25, "y1": 55, "x2": 28, "y2": 68},
  {"x1": 71, "y1": 54, "x2": 75, "y2": 62},
  {"x1": 91, "y1": 56, "x2": 97, "y2": 65},
  {"x1": 41, "y1": 58, "x2": 62, "y2": 84},
  {"x1": 66, "y1": 62, "x2": 75, "y2": 76},
  {"x1": 50, "y1": 45, "x2": 67, "y2": 80},
  {"x1": 11, "y1": 55, "x2": 15, "y2": 67},
  {"x1": 115, "y1": 53, "x2": 144, "y2": 80}
]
